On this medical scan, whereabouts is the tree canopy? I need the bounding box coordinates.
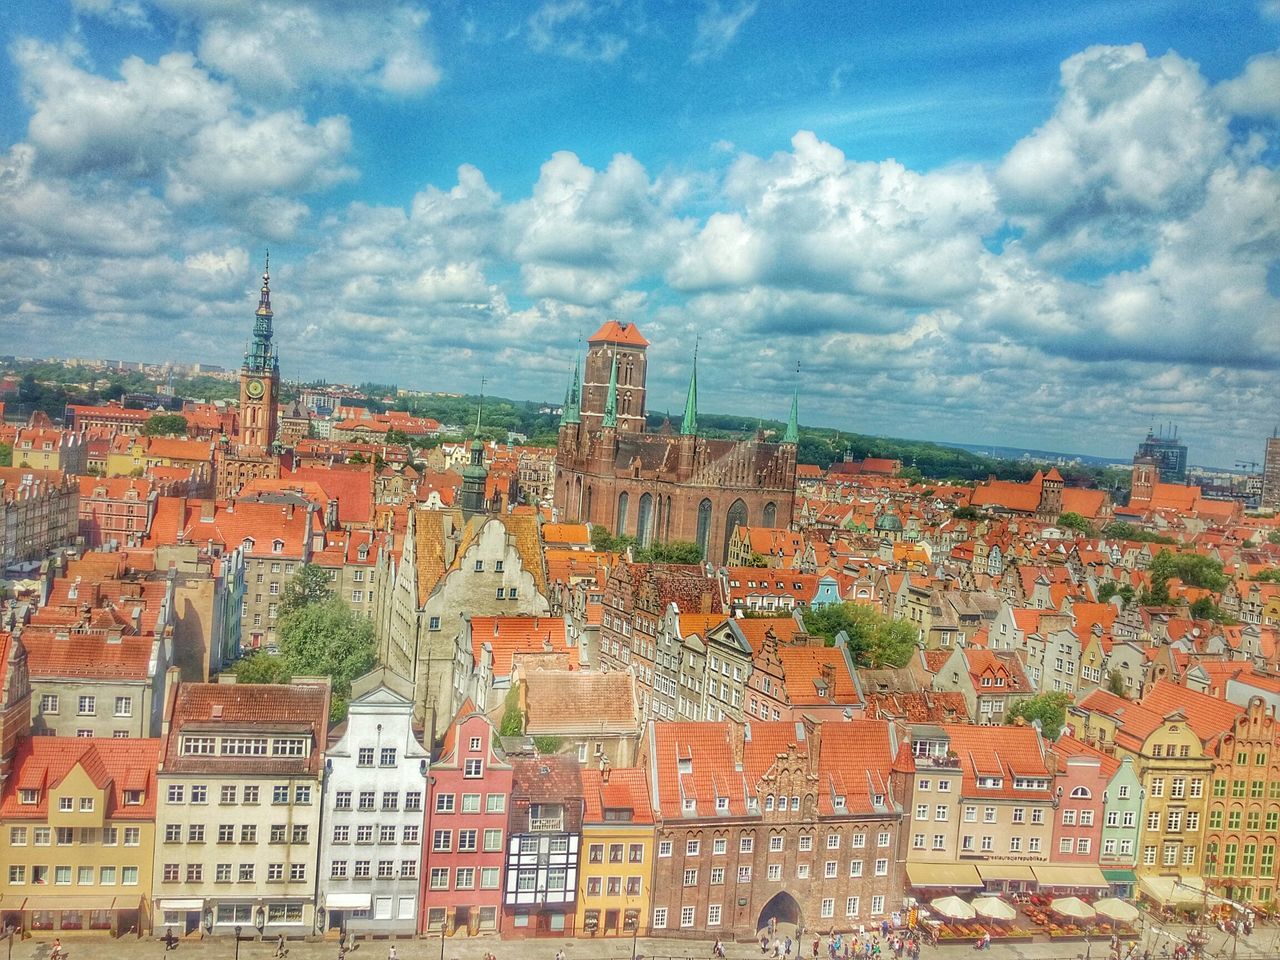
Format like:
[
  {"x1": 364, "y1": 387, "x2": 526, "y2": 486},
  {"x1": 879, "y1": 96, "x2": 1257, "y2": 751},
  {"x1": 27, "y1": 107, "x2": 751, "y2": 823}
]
[
  {"x1": 1006, "y1": 692, "x2": 1072, "y2": 739},
  {"x1": 635, "y1": 540, "x2": 704, "y2": 564},
  {"x1": 801, "y1": 601, "x2": 918, "y2": 669},
  {"x1": 141, "y1": 413, "x2": 188, "y2": 436},
  {"x1": 1057, "y1": 512, "x2": 1093, "y2": 534},
  {"x1": 279, "y1": 563, "x2": 335, "y2": 618},
  {"x1": 1101, "y1": 521, "x2": 1176, "y2": 545}
]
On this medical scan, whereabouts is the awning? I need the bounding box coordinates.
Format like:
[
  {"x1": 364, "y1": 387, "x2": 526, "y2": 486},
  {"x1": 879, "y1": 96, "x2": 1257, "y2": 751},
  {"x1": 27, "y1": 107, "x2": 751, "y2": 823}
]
[
  {"x1": 157, "y1": 899, "x2": 205, "y2": 910},
  {"x1": 20, "y1": 896, "x2": 119, "y2": 911},
  {"x1": 906, "y1": 862, "x2": 983, "y2": 888},
  {"x1": 1032, "y1": 865, "x2": 1110, "y2": 888},
  {"x1": 325, "y1": 894, "x2": 372, "y2": 910},
  {"x1": 1102, "y1": 869, "x2": 1138, "y2": 884},
  {"x1": 978, "y1": 863, "x2": 1037, "y2": 882},
  {"x1": 1139, "y1": 875, "x2": 1206, "y2": 907}
]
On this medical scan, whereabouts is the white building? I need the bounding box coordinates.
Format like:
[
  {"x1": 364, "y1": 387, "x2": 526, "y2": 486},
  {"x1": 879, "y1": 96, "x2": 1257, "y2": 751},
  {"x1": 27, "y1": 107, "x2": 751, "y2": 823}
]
[{"x1": 319, "y1": 669, "x2": 431, "y2": 937}]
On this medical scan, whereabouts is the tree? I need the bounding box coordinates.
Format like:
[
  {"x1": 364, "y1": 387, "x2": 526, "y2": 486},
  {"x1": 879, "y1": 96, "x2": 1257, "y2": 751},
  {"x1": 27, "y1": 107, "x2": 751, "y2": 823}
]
[
  {"x1": 743, "y1": 551, "x2": 771, "y2": 568},
  {"x1": 1269, "y1": 531, "x2": 1280, "y2": 546},
  {"x1": 0, "y1": 443, "x2": 10, "y2": 467},
  {"x1": 1253, "y1": 568, "x2": 1280, "y2": 583},
  {"x1": 1105, "y1": 668, "x2": 1127, "y2": 697},
  {"x1": 274, "y1": 598, "x2": 377, "y2": 722},
  {"x1": 589, "y1": 526, "x2": 637, "y2": 554},
  {"x1": 279, "y1": 563, "x2": 334, "y2": 618},
  {"x1": 1190, "y1": 596, "x2": 1237, "y2": 624},
  {"x1": 142, "y1": 413, "x2": 188, "y2": 437},
  {"x1": 499, "y1": 685, "x2": 524, "y2": 738},
  {"x1": 1097, "y1": 581, "x2": 1134, "y2": 607},
  {"x1": 1057, "y1": 512, "x2": 1093, "y2": 534},
  {"x1": 1006, "y1": 692, "x2": 1072, "y2": 739},
  {"x1": 801, "y1": 601, "x2": 918, "y2": 669},
  {"x1": 233, "y1": 651, "x2": 292, "y2": 685},
  {"x1": 1149, "y1": 549, "x2": 1229, "y2": 592},
  {"x1": 1101, "y1": 521, "x2": 1175, "y2": 545},
  {"x1": 952, "y1": 505, "x2": 985, "y2": 521},
  {"x1": 634, "y1": 540, "x2": 704, "y2": 564}
]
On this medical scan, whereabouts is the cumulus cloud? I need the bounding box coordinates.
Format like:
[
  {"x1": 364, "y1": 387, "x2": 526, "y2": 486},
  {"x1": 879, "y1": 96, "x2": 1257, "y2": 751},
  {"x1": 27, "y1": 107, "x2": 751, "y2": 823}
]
[
  {"x1": 1218, "y1": 50, "x2": 1280, "y2": 118},
  {"x1": 76, "y1": 0, "x2": 441, "y2": 97},
  {"x1": 691, "y1": 0, "x2": 760, "y2": 64}
]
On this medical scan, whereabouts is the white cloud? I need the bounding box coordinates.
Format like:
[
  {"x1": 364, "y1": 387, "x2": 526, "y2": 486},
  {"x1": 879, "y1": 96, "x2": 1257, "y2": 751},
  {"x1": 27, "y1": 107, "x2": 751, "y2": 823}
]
[
  {"x1": 1218, "y1": 50, "x2": 1280, "y2": 118},
  {"x1": 691, "y1": 0, "x2": 760, "y2": 64},
  {"x1": 527, "y1": 0, "x2": 628, "y2": 62}
]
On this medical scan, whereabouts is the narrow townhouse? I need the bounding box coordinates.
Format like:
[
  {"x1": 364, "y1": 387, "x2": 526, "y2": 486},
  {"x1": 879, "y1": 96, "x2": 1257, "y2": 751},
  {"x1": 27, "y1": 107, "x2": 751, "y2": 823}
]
[{"x1": 576, "y1": 766, "x2": 654, "y2": 939}]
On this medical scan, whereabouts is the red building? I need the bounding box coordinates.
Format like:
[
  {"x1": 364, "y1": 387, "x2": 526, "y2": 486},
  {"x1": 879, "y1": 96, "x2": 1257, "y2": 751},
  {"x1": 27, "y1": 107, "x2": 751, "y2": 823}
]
[
  {"x1": 1047, "y1": 742, "x2": 1111, "y2": 863},
  {"x1": 422, "y1": 704, "x2": 512, "y2": 937}
]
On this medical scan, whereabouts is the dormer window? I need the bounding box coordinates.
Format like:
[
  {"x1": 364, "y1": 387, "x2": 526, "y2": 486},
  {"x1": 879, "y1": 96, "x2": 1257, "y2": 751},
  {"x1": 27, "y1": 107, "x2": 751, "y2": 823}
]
[
  {"x1": 976, "y1": 776, "x2": 1004, "y2": 789},
  {"x1": 682, "y1": 798, "x2": 696, "y2": 812},
  {"x1": 242, "y1": 537, "x2": 255, "y2": 551},
  {"x1": 19, "y1": 789, "x2": 38, "y2": 805},
  {"x1": 272, "y1": 539, "x2": 284, "y2": 554},
  {"x1": 124, "y1": 791, "x2": 143, "y2": 805},
  {"x1": 716, "y1": 797, "x2": 729, "y2": 811},
  {"x1": 677, "y1": 759, "x2": 692, "y2": 774}
]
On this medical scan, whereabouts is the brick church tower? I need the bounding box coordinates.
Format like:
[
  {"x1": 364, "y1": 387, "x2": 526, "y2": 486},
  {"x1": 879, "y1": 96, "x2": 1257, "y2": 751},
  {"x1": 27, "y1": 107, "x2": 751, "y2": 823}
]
[
  {"x1": 555, "y1": 320, "x2": 797, "y2": 563},
  {"x1": 214, "y1": 258, "x2": 283, "y2": 498}
]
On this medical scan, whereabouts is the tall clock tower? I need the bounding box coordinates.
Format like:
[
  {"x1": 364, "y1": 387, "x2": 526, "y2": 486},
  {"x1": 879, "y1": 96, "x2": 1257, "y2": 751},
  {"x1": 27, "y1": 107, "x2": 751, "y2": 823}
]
[{"x1": 237, "y1": 259, "x2": 280, "y2": 452}]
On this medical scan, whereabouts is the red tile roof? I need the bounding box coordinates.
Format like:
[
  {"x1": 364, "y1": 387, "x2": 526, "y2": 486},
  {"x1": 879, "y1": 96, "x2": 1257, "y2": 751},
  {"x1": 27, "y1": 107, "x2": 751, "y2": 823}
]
[
  {"x1": 581, "y1": 766, "x2": 654, "y2": 824},
  {"x1": 0, "y1": 737, "x2": 162, "y2": 819},
  {"x1": 587, "y1": 319, "x2": 649, "y2": 347},
  {"x1": 470, "y1": 616, "x2": 569, "y2": 678}
]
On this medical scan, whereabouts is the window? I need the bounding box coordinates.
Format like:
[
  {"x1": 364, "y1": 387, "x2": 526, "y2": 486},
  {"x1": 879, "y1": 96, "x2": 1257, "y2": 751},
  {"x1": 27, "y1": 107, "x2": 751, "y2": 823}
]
[
  {"x1": 333, "y1": 825, "x2": 349, "y2": 843},
  {"x1": 658, "y1": 840, "x2": 673, "y2": 857},
  {"x1": 798, "y1": 835, "x2": 813, "y2": 852},
  {"x1": 358, "y1": 747, "x2": 375, "y2": 766},
  {"x1": 681, "y1": 907, "x2": 695, "y2": 928},
  {"x1": 114, "y1": 696, "x2": 133, "y2": 717},
  {"x1": 121, "y1": 866, "x2": 138, "y2": 885},
  {"x1": 871, "y1": 896, "x2": 885, "y2": 916},
  {"x1": 464, "y1": 759, "x2": 483, "y2": 778},
  {"x1": 485, "y1": 793, "x2": 505, "y2": 813},
  {"x1": 267, "y1": 863, "x2": 284, "y2": 882},
  {"x1": 331, "y1": 861, "x2": 348, "y2": 879},
  {"x1": 357, "y1": 825, "x2": 374, "y2": 844},
  {"x1": 78, "y1": 695, "x2": 96, "y2": 715},
  {"x1": 167, "y1": 785, "x2": 185, "y2": 804},
  {"x1": 683, "y1": 869, "x2": 698, "y2": 886},
  {"x1": 436, "y1": 793, "x2": 455, "y2": 813},
  {"x1": 652, "y1": 908, "x2": 668, "y2": 930},
  {"x1": 686, "y1": 839, "x2": 701, "y2": 856},
  {"x1": 241, "y1": 825, "x2": 257, "y2": 843},
  {"x1": 850, "y1": 860, "x2": 863, "y2": 877},
  {"x1": 380, "y1": 748, "x2": 397, "y2": 766},
  {"x1": 40, "y1": 694, "x2": 58, "y2": 714},
  {"x1": 430, "y1": 868, "x2": 449, "y2": 890},
  {"x1": 738, "y1": 865, "x2": 752, "y2": 882},
  {"x1": 406, "y1": 791, "x2": 423, "y2": 811},
  {"x1": 847, "y1": 897, "x2": 861, "y2": 918}
]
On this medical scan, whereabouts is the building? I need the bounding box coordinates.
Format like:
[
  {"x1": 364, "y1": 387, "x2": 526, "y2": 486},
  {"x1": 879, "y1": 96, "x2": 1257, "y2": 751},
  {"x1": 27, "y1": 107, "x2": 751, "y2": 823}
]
[
  {"x1": 554, "y1": 321, "x2": 798, "y2": 563},
  {"x1": 503, "y1": 754, "x2": 585, "y2": 937},
  {"x1": 1136, "y1": 428, "x2": 1188, "y2": 485},
  {"x1": 576, "y1": 766, "x2": 654, "y2": 939},
  {"x1": 152, "y1": 679, "x2": 330, "y2": 939},
  {"x1": 13, "y1": 425, "x2": 86, "y2": 475},
  {"x1": 320, "y1": 670, "x2": 430, "y2": 938},
  {"x1": 78, "y1": 476, "x2": 160, "y2": 548},
  {"x1": 214, "y1": 261, "x2": 283, "y2": 500},
  {"x1": 0, "y1": 467, "x2": 79, "y2": 569},
  {"x1": 642, "y1": 718, "x2": 906, "y2": 941},
  {"x1": 0, "y1": 737, "x2": 162, "y2": 937},
  {"x1": 421, "y1": 702, "x2": 512, "y2": 936},
  {"x1": 519, "y1": 668, "x2": 643, "y2": 767},
  {"x1": 1262, "y1": 433, "x2": 1280, "y2": 510}
]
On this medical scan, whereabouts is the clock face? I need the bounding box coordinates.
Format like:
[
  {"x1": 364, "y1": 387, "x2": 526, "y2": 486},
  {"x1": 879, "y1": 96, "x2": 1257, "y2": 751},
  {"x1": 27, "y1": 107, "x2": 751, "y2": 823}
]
[{"x1": 245, "y1": 378, "x2": 265, "y2": 399}]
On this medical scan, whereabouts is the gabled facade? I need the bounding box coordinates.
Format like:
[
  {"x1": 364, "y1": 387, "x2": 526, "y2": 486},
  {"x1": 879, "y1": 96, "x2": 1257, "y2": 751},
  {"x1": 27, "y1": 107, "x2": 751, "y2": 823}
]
[
  {"x1": 503, "y1": 754, "x2": 585, "y2": 937},
  {"x1": 576, "y1": 767, "x2": 655, "y2": 939}
]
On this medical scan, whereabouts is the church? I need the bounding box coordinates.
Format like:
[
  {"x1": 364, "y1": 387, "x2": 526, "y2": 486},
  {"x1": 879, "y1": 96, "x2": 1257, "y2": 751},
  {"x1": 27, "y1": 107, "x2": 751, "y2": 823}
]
[{"x1": 554, "y1": 320, "x2": 798, "y2": 563}]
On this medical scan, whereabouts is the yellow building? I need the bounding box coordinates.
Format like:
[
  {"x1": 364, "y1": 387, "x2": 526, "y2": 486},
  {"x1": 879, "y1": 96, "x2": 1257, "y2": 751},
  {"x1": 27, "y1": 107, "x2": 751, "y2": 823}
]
[
  {"x1": 1073, "y1": 681, "x2": 1241, "y2": 883},
  {"x1": 105, "y1": 435, "x2": 213, "y2": 478},
  {"x1": 0, "y1": 737, "x2": 162, "y2": 937},
  {"x1": 576, "y1": 767, "x2": 654, "y2": 939}
]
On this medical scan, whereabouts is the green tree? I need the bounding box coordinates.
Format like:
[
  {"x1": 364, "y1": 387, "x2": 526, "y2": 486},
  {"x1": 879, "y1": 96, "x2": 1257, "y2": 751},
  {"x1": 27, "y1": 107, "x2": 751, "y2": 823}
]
[
  {"x1": 743, "y1": 551, "x2": 771, "y2": 568},
  {"x1": 590, "y1": 526, "x2": 637, "y2": 553},
  {"x1": 1189, "y1": 596, "x2": 1237, "y2": 624},
  {"x1": 274, "y1": 598, "x2": 377, "y2": 722},
  {"x1": 952, "y1": 505, "x2": 985, "y2": 521},
  {"x1": 1057, "y1": 512, "x2": 1093, "y2": 534},
  {"x1": 1149, "y1": 549, "x2": 1229, "y2": 592},
  {"x1": 634, "y1": 541, "x2": 705, "y2": 564},
  {"x1": 532, "y1": 735, "x2": 564, "y2": 754},
  {"x1": 802, "y1": 601, "x2": 918, "y2": 669},
  {"x1": 1254, "y1": 568, "x2": 1280, "y2": 583},
  {"x1": 0, "y1": 443, "x2": 10, "y2": 467},
  {"x1": 142, "y1": 413, "x2": 189, "y2": 436},
  {"x1": 1006, "y1": 692, "x2": 1072, "y2": 739},
  {"x1": 1269, "y1": 531, "x2": 1280, "y2": 546},
  {"x1": 1105, "y1": 668, "x2": 1127, "y2": 697},
  {"x1": 233, "y1": 650, "x2": 292, "y2": 685},
  {"x1": 279, "y1": 563, "x2": 335, "y2": 618},
  {"x1": 1097, "y1": 581, "x2": 1135, "y2": 607},
  {"x1": 499, "y1": 685, "x2": 524, "y2": 737},
  {"x1": 1100, "y1": 521, "x2": 1176, "y2": 545}
]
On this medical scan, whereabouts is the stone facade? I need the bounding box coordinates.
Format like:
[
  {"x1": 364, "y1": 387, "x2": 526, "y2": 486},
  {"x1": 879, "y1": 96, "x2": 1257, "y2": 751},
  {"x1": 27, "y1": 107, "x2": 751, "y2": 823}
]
[{"x1": 554, "y1": 321, "x2": 797, "y2": 564}]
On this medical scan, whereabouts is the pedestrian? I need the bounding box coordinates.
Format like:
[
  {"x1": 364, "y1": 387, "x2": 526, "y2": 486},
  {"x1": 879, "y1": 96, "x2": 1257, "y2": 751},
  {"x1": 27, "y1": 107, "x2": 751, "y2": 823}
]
[
  {"x1": 814, "y1": 934, "x2": 822, "y2": 958},
  {"x1": 773, "y1": 938, "x2": 782, "y2": 958},
  {"x1": 762, "y1": 934, "x2": 772, "y2": 955},
  {"x1": 388, "y1": 944, "x2": 399, "y2": 960},
  {"x1": 785, "y1": 935, "x2": 794, "y2": 957},
  {"x1": 275, "y1": 933, "x2": 287, "y2": 958}
]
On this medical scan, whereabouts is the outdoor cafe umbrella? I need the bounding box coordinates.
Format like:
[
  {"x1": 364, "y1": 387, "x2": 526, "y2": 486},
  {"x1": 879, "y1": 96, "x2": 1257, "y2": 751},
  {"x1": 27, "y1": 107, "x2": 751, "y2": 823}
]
[
  {"x1": 930, "y1": 896, "x2": 977, "y2": 921},
  {"x1": 1093, "y1": 898, "x2": 1140, "y2": 925},
  {"x1": 971, "y1": 896, "x2": 1018, "y2": 921},
  {"x1": 1050, "y1": 897, "x2": 1097, "y2": 922}
]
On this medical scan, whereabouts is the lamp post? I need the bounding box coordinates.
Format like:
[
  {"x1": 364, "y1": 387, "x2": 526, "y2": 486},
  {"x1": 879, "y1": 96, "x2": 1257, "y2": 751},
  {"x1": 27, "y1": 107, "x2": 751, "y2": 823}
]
[{"x1": 233, "y1": 924, "x2": 242, "y2": 960}]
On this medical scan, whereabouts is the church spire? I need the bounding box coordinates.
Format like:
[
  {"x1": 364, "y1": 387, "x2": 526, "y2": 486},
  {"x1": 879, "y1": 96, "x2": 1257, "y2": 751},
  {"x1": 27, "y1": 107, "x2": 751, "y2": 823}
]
[
  {"x1": 783, "y1": 365, "x2": 799, "y2": 445},
  {"x1": 247, "y1": 252, "x2": 276, "y2": 373},
  {"x1": 602, "y1": 352, "x2": 618, "y2": 429},
  {"x1": 562, "y1": 357, "x2": 581, "y2": 425},
  {"x1": 680, "y1": 344, "x2": 698, "y2": 436}
]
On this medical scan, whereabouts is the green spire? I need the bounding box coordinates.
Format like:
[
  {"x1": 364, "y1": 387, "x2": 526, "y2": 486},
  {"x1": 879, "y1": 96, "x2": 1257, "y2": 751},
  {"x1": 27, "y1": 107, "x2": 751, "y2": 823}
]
[
  {"x1": 783, "y1": 383, "x2": 799, "y2": 444},
  {"x1": 561, "y1": 358, "x2": 580, "y2": 425},
  {"x1": 680, "y1": 352, "x2": 698, "y2": 436},
  {"x1": 602, "y1": 352, "x2": 618, "y2": 428}
]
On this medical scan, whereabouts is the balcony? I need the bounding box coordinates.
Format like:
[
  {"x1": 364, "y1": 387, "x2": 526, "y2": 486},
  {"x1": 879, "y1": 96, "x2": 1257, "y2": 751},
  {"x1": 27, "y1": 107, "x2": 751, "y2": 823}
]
[
  {"x1": 914, "y1": 753, "x2": 960, "y2": 769},
  {"x1": 530, "y1": 816, "x2": 564, "y2": 832}
]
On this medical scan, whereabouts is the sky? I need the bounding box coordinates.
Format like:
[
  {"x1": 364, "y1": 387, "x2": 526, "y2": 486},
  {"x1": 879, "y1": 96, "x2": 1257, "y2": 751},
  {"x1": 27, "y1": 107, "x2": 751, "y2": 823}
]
[{"x1": 0, "y1": 1, "x2": 1278, "y2": 468}]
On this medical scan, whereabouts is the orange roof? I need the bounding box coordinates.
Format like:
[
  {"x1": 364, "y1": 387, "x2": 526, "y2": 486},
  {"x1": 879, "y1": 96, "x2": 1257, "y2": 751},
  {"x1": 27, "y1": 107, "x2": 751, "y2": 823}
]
[
  {"x1": 937, "y1": 723, "x2": 1051, "y2": 799},
  {"x1": 581, "y1": 766, "x2": 654, "y2": 824},
  {"x1": 523, "y1": 671, "x2": 637, "y2": 733},
  {"x1": 777, "y1": 645, "x2": 860, "y2": 706},
  {"x1": 734, "y1": 616, "x2": 803, "y2": 654},
  {"x1": 587, "y1": 319, "x2": 649, "y2": 347},
  {"x1": 0, "y1": 737, "x2": 162, "y2": 819},
  {"x1": 470, "y1": 615, "x2": 568, "y2": 678},
  {"x1": 542, "y1": 522, "x2": 590, "y2": 545},
  {"x1": 1140, "y1": 679, "x2": 1243, "y2": 744}
]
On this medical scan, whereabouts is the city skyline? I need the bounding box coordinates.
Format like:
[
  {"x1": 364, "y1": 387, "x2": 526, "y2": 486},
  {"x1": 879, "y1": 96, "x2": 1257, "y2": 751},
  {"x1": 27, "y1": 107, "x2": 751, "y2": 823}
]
[{"x1": 1, "y1": 1, "x2": 1278, "y2": 466}]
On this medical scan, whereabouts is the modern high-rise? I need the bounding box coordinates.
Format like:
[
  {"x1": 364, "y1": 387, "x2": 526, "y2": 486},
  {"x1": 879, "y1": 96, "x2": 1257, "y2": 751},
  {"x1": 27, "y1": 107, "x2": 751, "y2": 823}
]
[
  {"x1": 1135, "y1": 428, "x2": 1187, "y2": 484},
  {"x1": 1261, "y1": 433, "x2": 1280, "y2": 509}
]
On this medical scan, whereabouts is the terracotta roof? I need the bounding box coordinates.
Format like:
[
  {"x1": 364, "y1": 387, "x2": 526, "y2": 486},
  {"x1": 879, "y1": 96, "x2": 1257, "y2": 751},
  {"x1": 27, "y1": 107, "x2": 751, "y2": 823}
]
[
  {"x1": 733, "y1": 616, "x2": 803, "y2": 654},
  {"x1": 470, "y1": 616, "x2": 568, "y2": 678},
  {"x1": 0, "y1": 737, "x2": 162, "y2": 819},
  {"x1": 522, "y1": 670, "x2": 637, "y2": 733},
  {"x1": 542, "y1": 523, "x2": 590, "y2": 546},
  {"x1": 581, "y1": 766, "x2": 654, "y2": 824},
  {"x1": 21, "y1": 629, "x2": 156, "y2": 680},
  {"x1": 1051, "y1": 733, "x2": 1121, "y2": 779},
  {"x1": 1140, "y1": 679, "x2": 1243, "y2": 744},
  {"x1": 587, "y1": 319, "x2": 649, "y2": 347},
  {"x1": 933, "y1": 723, "x2": 1052, "y2": 800},
  {"x1": 776, "y1": 645, "x2": 861, "y2": 706}
]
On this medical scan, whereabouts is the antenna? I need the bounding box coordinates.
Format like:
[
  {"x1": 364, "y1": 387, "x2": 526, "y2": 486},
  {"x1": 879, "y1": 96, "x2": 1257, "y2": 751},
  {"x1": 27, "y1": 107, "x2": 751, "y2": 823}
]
[{"x1": 474, "y1": 377, "x2": 486, "y2": 437}]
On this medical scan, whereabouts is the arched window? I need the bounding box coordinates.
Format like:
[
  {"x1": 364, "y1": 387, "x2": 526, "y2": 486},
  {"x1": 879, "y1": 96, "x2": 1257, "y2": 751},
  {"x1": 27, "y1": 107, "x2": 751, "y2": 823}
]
[
  {"x1": 724, "y1": 498, "x2": 748, "y2": 563},
  {"x1": 696, "y1": 499, "x2": 713, "y2": 558},
  {"x1": 1069, "y1": 786, "x2": 1091, "y2": 799},
  {"x1": 763, "y1": 501, "x2": 777, "y2": 527},
  {"x1": 583, "y1": 485, "x2": 593, "y2": 522},
  {"x1": 637, "y1": 493, "x2": 653, "y2": 546},
  {"x1": 616, "y1": 492, "x2": 630, "y2": 536}
]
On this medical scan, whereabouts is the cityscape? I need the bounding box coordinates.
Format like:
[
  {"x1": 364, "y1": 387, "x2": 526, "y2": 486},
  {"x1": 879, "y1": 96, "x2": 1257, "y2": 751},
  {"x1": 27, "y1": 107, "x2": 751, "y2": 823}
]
[{"x1": 1, "y1": 2, "x2": 1280, "y2": 960}]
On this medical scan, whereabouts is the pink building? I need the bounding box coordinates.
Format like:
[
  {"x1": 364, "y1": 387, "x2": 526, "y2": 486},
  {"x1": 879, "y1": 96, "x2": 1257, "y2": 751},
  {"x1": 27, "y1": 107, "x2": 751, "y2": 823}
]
[
  {"x1": 421, "y1": 704, "x2": 513, "y2": 936},
  {"x1": 1047, "y1": 744, "x2": 1110, "y2": 863}
]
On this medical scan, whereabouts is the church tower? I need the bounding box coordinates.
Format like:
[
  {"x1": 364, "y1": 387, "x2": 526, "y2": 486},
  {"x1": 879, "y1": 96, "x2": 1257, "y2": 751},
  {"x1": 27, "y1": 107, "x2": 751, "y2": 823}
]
[
  {"x1": 237, "y1": 257, "x2": 280, "y2": 452},
  {"x1": 580, "y1": 321, "x2": 648, "y2": 435}
]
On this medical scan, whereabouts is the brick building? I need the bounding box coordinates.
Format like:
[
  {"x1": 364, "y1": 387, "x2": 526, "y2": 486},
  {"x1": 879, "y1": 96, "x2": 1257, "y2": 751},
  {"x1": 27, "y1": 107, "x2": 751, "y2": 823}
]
[
  {"x1": 642, "y1": 718, "x2": 906, "y2": 941},
  {"x1": 554, "y1": 321, "x2": 798, "y2": 563}
]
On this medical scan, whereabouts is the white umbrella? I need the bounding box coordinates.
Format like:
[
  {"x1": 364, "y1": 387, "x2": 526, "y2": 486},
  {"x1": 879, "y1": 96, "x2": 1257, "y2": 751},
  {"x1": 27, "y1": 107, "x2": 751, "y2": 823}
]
[
  {"x1": 972, "y1": 896, "x2": 1017, "y2": 921},
  {"x1": 1051, "y1": 896, "x2": 1097, "y2": 922},
  {"x1": 1093, "y1": 898, "x2": 1140, "y2": 925},
  {"x1": 930, "y1": 896, "x2": 977, "y2": 920}
]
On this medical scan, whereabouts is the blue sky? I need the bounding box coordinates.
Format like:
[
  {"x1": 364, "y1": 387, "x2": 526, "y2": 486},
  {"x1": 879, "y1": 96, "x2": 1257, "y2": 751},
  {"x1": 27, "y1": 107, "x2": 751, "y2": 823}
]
[{"x1": 0, "y1": 0, "x2": 1278, "y2": 467}]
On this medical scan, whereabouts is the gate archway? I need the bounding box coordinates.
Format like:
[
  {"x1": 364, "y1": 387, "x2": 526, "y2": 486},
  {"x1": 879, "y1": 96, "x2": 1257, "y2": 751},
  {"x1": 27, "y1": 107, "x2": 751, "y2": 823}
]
[{"x1": 757, "y1": 890, "x2": 803, "y2": 940}]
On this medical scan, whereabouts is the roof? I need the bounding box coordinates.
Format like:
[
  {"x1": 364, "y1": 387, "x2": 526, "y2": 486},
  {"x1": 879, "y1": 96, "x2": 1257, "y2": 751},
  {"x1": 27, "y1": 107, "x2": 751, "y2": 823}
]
[
  {"x1": 0, "y1": 737, "x2": 162, "y2": 820},
  {"x1": 930, "y1": 723, "x2": 1052, "y2": 800},
  {"x1": 776, "y1": 645, "x2": 861, "y2": 706},
  {"x1": 21, "y1": 629, "x2": 157, "y2": 681},
  {"x1": 587, "y1": 319, "x2": 649, "y2": 347},
  {"x1": 470, "y1": 615, "x2": 569, "y2": 678},
  {"x1": 733, "y1": 616, "x2": 803, "y2": 654},
  {"x1": 1140, "y1": 679, "x2": 1243, "y2": 744},
  {"x1": 522, "y1": 670, "x2": 638, "y2": 734},
  {"x1": 581, "y1": 766, "x2": 654, "y2": 825}
]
